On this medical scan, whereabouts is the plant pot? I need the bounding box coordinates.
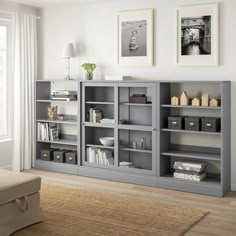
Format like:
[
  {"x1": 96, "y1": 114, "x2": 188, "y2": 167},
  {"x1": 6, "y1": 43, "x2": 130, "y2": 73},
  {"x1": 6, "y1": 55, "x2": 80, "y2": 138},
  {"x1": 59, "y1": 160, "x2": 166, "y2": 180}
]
[{"x1": 85, "y1": 72, "x2": 93, "y2": 80}]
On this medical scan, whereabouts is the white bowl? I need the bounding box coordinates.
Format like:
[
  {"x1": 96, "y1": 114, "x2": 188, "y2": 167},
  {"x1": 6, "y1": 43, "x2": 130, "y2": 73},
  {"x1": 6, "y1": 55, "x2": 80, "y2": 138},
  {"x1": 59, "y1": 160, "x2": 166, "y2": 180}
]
[{"x1": 99, "y1": 137, "x2": 114, "y2": 146}]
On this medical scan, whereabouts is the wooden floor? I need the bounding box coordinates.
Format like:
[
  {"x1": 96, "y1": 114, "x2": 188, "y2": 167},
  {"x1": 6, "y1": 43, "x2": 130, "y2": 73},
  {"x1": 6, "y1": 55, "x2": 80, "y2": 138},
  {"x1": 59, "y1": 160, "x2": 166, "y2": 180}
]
[{"x1": 25, "y1": 169, "x2": 236, "y2": 236}]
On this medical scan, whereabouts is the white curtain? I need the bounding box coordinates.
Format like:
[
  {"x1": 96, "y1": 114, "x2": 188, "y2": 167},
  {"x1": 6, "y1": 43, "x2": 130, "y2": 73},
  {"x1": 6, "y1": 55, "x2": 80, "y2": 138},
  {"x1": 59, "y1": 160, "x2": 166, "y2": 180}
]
[{"x1": 12, "y1": 11, "x2": 37, "y2": 171}]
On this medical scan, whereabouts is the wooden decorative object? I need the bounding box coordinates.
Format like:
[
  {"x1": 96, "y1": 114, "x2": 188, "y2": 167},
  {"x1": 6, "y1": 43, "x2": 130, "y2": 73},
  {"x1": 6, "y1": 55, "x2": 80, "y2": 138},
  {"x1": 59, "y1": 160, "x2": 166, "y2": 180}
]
[
  {"x1": 201, "y1": 93, "x2": 209, "y2": 106},
  {"x1": 192, "y1": 98, "x2": 201, "y2": 106},
  {"x1": 171, "y1": 96, "x2": 179, "y2": 105},
  {"x1": 48, "y1": 105, "x2": 58, "y2": 120},
  {"x1": 209, "y1": 98, "x2": 218, "y2": 107},
  {"x1": 180, "y1": 91, "x2": 189, "y2": 105}
]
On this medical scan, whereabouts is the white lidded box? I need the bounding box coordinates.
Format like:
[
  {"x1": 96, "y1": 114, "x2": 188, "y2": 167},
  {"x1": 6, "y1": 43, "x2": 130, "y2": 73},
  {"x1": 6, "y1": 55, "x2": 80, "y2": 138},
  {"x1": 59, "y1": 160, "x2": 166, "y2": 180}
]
[{"x1": 105, "y1": 76, "x2": 132, "y2": 81}]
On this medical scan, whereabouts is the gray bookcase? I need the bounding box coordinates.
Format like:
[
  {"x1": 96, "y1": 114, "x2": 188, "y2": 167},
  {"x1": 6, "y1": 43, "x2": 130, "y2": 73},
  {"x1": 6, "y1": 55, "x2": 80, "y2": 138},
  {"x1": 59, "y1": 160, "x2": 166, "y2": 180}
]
[
  {"x1": 34, "y1": 80, "x2": 80, "y2": 175},
  {"x1": 158, "y1": 81, "x2": 231, "y2": 196},
  {"x1": 34, "y1": 80, "x2": 231, "y2": 196}
]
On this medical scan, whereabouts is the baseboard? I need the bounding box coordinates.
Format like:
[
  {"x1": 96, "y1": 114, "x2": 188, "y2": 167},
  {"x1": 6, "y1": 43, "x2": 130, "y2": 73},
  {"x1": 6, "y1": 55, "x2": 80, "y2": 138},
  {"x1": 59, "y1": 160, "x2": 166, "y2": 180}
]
[
  {"x1": 231, "y1": 184, "x2": 236, "y2": 191},
  {"x1": 0, "y1": 165, "x2": 12, "y2": 170}
]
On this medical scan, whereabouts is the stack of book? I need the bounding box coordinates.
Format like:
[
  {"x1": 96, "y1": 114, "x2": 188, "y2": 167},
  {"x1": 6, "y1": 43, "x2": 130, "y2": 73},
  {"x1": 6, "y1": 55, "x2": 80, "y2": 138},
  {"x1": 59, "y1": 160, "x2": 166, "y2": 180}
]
[
  {"x1": 51, "y1": 90, "x2": 77, "y2": 101},
  {"x1": 86, "y1": 147, "x2": 114, "y2": 165},
  {"x1": 173, "y1": 161, "x2": 207, "y2": 181},
  {"x1": 119, "y1": 161, "x2": 133, "y2": 168},
  {"x1": 37, "y1": 122, "x2": 59, "y2": 141},
  {"x1": 100, "y1": 118, "x2": 115, "y2": 124},
  {"x1": 88, "y1": 108, "x2": 102, "y2": 123}
]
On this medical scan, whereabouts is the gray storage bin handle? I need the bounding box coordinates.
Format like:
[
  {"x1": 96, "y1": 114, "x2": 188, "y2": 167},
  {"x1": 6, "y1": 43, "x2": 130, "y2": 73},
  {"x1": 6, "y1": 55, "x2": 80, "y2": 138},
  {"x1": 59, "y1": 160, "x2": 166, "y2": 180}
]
[
  {"x1": 206, "y1": 123, "x2": 212, "y2": 127},
  {"x1": 172, "y1": 122, "x2": 177, "y2": 125},
  {"x1": 69, "y1": 157, "x2": 73, "y2": 161},
  {"x1": 189, "y1": 122, "x2": 195, "y2": 126},
  {"x1": 56, "y1": 156, "x2": 60, "y2": 159},
  {"x1": 15, "y1": 196, "x2": 29, "y2": 212}
]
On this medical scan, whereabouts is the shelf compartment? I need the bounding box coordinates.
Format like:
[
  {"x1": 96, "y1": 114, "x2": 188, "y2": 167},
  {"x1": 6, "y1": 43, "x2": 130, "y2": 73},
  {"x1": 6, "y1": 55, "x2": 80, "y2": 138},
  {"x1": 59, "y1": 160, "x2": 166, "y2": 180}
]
[
  {"x1": 161, "y1": 105, "x2": 221, "y2": 110},
  {"x1": 119, "y1": 86, "x2": 153, "y2": 126},
  {"x1": 119, "y1": 129, "x2": 153, "y2": 171},
  {"x1": 161, "y1": 128, "x2": 221, "y2": 135},
  {"x1": 86, "y1": 101, "x2": 114, "y2": 105},
  {"x1": 85, "y1": 86, "x2": 114, "y2": 103},
  {"x1": 159, "y1": 174, "x2": 221, "y2": 187}
]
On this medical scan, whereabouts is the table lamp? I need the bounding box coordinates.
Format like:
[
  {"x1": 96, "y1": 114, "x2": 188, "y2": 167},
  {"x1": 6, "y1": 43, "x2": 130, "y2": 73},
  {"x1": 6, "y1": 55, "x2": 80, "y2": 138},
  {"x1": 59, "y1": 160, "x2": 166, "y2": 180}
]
[{"x1": 62, "y1": 43, "x2": 76, "y2": 80}]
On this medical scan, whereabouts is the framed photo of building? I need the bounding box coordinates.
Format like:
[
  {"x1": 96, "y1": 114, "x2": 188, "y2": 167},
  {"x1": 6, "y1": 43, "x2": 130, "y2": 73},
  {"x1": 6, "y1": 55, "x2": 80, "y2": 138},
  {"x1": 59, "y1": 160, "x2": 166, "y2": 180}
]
[
  {"x1": 117, "y1": 9, "x2": 153, "y2": 66},
  {"x1": 175, "y1": 4, "x2": 219, "y2": 66}
]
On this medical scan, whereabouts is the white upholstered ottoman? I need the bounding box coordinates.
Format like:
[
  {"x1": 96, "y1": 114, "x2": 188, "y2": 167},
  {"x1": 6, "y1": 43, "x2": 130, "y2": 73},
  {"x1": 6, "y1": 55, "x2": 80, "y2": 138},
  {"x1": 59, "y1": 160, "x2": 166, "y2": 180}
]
[{"x1": 0, "y1": 169, "x2": 42, "y2": 236}]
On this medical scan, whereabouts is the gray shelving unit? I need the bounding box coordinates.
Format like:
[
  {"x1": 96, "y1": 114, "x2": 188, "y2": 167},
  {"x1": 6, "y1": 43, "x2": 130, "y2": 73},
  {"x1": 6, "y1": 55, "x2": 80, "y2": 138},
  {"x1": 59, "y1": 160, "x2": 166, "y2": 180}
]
[
  {"x1": 34, "y1": 80, "x2": 231, "y2": 196},
  {"x1": 158, "y1": 81, "x2": 230, "y2": 196},
  {"x1": 34, "y1": 80, "x2": 80, "y2": 175},
  {"x1": 79, "y1": 81, "x2": 158, "y2": 186}
]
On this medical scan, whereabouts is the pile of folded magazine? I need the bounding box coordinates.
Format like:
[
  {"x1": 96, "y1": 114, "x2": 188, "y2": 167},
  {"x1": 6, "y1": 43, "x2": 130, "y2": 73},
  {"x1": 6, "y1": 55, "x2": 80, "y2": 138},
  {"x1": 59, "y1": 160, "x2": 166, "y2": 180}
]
[
  {"x1": 173, "y1": 161, "x2": 207, "y2": 182},
  {"x1": 51, "y1": 90, "x2": 77, "y2": 101}
]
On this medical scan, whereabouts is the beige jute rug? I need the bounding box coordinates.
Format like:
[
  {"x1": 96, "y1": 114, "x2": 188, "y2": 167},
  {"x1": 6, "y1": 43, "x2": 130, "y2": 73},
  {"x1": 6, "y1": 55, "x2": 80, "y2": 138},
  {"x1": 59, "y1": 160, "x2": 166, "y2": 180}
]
[{"x1": 14, "y1": 184, "x2": 207, "y2": 236}]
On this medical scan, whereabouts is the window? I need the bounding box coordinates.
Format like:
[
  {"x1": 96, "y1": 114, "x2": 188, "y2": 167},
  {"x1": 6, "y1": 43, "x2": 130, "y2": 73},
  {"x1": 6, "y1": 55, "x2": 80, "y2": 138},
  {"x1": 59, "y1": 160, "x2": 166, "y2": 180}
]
[{"x1": 0, "y1": 22, "x2": 10, "y2": 139}]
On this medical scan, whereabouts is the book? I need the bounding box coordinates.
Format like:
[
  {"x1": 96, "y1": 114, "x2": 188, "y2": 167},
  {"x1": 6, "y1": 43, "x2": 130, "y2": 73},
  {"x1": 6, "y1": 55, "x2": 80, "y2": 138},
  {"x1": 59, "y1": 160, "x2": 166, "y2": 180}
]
[
  {"x1": 51, "y1": 90, "x2": 77, "y2": 96},
  {"x1": 174, "y1": 172, "x2": 206, "y2": 181}
]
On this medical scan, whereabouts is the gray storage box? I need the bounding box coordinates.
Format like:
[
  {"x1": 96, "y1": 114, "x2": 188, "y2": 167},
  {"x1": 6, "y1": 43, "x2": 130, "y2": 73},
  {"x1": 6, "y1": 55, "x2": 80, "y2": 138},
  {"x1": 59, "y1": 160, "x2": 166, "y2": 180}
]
[
  {"x1": 53, "y1": 150, "x2": 68, "y2": 163},
  {"x1": 65, "y1": 151, "x2": 77, "y2": 165},
  {"x1": 201, "y1": 117, "x2": 221, "y2": 132},
  {"x1": 40, "y1": 149, "x2": 58, "y2": 161},
  {"x1": 185, "y1": 117, "x2": 201, "y2": 131},
  {"x1": 168, "y1": 117, "x2": 184, "y2": 130}
]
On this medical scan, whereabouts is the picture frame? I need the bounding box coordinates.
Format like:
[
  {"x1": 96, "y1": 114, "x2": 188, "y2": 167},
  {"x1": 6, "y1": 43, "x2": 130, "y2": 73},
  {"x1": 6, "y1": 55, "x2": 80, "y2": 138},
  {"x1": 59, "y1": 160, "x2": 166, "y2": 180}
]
[
  {"x1": 175, "y1": 3, "x2": 219, "y2": 66},
  {"x1": 117, "y1": 9, "x2": 153, "y2": 66}
]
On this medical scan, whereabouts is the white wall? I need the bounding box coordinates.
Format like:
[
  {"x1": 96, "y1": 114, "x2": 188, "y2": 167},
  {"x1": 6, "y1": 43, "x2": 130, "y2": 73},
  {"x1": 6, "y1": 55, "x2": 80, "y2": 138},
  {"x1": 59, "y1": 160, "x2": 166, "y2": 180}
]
[{"x1": 38, "y1": 0, "x2": 236, "y2": 190}]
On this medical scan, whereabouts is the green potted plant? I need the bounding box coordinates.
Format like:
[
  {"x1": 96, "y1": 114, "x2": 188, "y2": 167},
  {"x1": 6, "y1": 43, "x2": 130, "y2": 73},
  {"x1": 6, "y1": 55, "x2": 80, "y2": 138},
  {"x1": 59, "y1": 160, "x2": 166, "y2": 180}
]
[{"x1": 81, "y1": 63, "x2": 96, "y2": 80}]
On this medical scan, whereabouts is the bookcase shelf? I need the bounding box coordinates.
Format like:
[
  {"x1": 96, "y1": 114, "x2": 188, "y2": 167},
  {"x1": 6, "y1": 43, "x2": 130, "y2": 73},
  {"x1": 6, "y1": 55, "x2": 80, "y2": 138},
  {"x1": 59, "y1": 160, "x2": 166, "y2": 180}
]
[
  {"x1": 85, "y1": 101, "x2": 114, "y2": 105},
  {"x1": 161, "y1": 104, "x2": 221, "y2": 110},
  {"x1": 36, "y1": 138, "x2": 77, "y2": 146},
  {"x1": 86, "y1": 144, "x2": 115, "y2": 150},
  {"x1": 161, "y1": 128, "x2": 221, "y2": 135},
  {"x1": 121, "y1": 147, "x2": 152, "y2": 154},
  {"x1": 36, "y1": 99, "x2": 78, "y2": 103},
  {"x1": 37, "y1": 119, "x2": 77, "y2": 125},
  {"x1": 120, "y1": 102, "x2": 152, "y2": 107},
  {"x1": 160, "y1": 150, "x2": 221, "y2": 161}
]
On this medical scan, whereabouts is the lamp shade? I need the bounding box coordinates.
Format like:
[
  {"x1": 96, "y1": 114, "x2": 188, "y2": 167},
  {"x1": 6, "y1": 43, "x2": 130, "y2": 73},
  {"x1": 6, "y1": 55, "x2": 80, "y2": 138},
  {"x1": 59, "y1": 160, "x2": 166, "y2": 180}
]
[{"x1": 62, "y1": 43, "x2": 76, "y2": 58}]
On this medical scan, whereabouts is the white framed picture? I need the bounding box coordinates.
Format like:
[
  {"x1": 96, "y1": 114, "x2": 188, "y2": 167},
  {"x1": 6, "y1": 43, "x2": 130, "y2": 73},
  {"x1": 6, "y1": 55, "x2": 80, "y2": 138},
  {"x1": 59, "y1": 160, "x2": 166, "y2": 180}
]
[
  {"x1": 175, "y1": 3, "x2": 219, "y2": 66},
  {"x1": 117, "y1": 9, "x2": 153, "y2": 66}
]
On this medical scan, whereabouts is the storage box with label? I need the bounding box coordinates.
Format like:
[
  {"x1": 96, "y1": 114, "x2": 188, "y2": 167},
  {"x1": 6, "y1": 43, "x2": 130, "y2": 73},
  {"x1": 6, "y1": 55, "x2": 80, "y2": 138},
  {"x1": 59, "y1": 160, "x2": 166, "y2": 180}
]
[
  {"x1": 40, "y1": 148, "x2": 58, "y2": 161},
  {"x1": 185, "y1": 117, "x2": 202, "y2": 131},
  {"x1": 53, "y1": 150, "x2": 68, "y2": 163},
  {"x1": 201, "y1": 117, "x2": 221, "y2": 132},
  {"x1": 168, "y1": 117, "x2": 184, "y2": 130},
  {"x1": 65, "y1": 151, "x2": 77, "y2": 165}
]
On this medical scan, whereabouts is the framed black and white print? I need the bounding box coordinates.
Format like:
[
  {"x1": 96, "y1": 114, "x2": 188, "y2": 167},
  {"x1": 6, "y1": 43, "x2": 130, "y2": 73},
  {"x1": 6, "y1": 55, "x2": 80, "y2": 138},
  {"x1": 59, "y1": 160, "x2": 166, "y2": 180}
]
[
  {"x1": 175, "y1": 4, "x2": 219, "y2": 66},
  {"x1": 117, "y1": 9, "x2": 153, "y2": 66}
]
